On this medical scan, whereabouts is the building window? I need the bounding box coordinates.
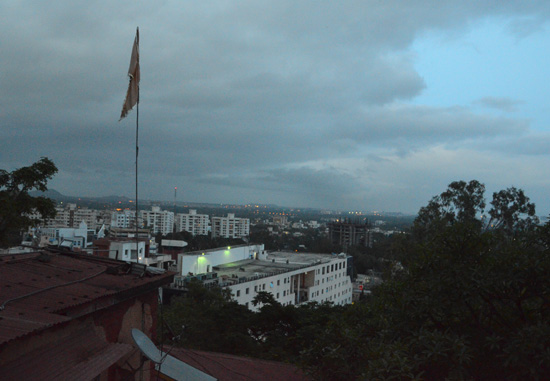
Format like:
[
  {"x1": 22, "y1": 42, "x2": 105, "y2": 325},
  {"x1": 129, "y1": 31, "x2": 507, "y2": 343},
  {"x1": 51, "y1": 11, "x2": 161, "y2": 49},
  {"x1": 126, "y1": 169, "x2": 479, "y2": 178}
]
[
  {"x1": 277, "y1": 280, "x2": 280, "y2": 286},
  {"x1": 262, "y1": 284, "x2": 266, "y2": 290},
  {"x1": 277, "y1": 292, "x2": 279, "y2": 298},
  {"x1": 237, "y1": 290, "x2": 241, "y2": 297},
  {"x1": 246, "y1": 288, "x2": 249, "y2": 294},
  {"x1": 254, "y1": 285, "x2": 258, "y2": 292}
]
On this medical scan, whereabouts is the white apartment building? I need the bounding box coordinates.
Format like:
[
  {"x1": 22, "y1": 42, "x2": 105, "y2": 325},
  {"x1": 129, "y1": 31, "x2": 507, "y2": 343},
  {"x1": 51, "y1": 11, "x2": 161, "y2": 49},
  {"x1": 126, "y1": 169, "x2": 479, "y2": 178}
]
[
  {"x1": 140, "y1": 206, "x2": 174, "y2": 235},
  {"x1": 111, "y1": 210, "x2": 136, "y2": 228},
  {"x1": 223, "y1": 252, "x2": 352, "y2": 311},
  {"x1": 211, "y1": 213, "x2": 250, "y2": 239},
  {"x1": 173, "y1": 249, "x2": 353, "y2": 312},
  {"x1": 175, "y1": 209, "x2": 209, "y2": 236}
]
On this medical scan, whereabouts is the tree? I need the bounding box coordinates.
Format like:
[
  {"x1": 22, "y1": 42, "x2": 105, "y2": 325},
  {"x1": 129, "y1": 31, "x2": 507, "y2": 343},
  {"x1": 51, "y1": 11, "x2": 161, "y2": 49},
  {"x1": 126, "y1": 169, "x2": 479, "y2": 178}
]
[
  {"x1": 300, "y1": 181, "x2": 549, "y2": 380},
  {"x1": 413, "y1": 180, "x2": 486, "y2": 241},
  {"x1": 357, "y1": 181, "x2": 550, "y2": 379},
  {"x1": 413, "y1": 180, "x2": 539, "y2": 242},
  {"x1": 0, "y1": 157, "x2": 58, "y2": 247},
  {"x1": 487, "y1": 187, "x2": 538, "y2": 233}
]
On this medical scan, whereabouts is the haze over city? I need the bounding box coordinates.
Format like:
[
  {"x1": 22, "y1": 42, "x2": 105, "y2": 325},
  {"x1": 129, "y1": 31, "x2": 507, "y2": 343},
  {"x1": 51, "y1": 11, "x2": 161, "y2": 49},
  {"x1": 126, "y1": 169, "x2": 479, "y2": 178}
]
[{"x1": 2, "y1": 1, "x2": 550, "y2": 214}]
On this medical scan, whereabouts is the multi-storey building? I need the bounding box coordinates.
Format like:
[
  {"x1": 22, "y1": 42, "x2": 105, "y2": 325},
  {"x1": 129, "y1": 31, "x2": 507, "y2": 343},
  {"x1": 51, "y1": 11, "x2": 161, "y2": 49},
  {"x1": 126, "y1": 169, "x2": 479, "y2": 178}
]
[
  {"x1": 272, "y1": 215, "x2": 288, "y2": 226},
  {"x1": 328, "y1": 219, "x2": 372, "y2": 248},
  {"x1": 41, "y1": 203, "x2": 98, "y2": 229},
  {"x1": 211, "y1": 213, "x2": 249, "y2": 239},
  {"x1": 175, "y1": 209, "x2": 209, "y2": 236},
  {"x1": 111, "y1": 209, "x2": 136, "y2": 228},
  {"x1": 140, "y1": 206, "x2": 174, "y2": 235},
  {"x1": 171, "y1": 247, "x2": 353, "y2": 311}
]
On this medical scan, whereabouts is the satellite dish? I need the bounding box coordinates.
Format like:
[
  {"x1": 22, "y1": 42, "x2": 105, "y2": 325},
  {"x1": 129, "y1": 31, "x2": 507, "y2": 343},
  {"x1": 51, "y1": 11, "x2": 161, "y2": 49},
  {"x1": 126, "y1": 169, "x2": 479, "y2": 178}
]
[{"x1": 131, "y1": 328, "x2": 163, "y2": 364}]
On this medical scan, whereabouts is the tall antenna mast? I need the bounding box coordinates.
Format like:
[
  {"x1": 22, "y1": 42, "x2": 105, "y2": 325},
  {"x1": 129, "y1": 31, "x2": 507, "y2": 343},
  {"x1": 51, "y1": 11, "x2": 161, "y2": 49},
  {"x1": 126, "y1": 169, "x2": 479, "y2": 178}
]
[{"x1": 173, "y1": 186, "x2": 177, "y2": 233}]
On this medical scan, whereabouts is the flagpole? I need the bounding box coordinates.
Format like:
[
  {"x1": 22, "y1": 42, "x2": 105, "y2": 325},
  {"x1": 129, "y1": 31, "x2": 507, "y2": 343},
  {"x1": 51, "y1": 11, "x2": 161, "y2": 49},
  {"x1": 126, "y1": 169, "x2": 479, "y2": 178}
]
[
  {"x1": 135, "y1": 88, "x2": 139, "y2": 263},
  {"x1": 119, "y1": 26, "x2": 140, "y2": 262}
]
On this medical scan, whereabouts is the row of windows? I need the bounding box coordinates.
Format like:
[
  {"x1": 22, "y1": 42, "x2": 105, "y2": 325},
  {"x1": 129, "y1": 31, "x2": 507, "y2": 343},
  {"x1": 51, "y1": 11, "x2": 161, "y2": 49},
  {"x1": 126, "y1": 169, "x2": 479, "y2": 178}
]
[
  {"x1": 311, "y1": 286, "x2": 352, "y2": 299},
  {"x1": 317, "y1": 261, "x2": 346, "y2": 276},
  {"x1": 316, "y1": 270, "x2": 347, "y2": 286},
  {"x1": 235, "y1": 283, "x2": 289, "y2": 298}
]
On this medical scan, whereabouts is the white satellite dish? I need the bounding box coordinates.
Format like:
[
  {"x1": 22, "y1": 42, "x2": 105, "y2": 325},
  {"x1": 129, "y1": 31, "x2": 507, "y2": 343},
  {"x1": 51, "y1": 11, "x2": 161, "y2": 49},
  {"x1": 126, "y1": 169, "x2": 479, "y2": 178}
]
[{"x1": 131, "y1": 328, "x2": 163, "y2": 364}]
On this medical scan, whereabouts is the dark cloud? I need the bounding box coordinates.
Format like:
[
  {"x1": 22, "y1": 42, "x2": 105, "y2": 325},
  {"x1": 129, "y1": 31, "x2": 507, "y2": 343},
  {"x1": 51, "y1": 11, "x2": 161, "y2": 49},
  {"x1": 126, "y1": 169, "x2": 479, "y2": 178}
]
[{"x1": 2, "y1": 1, "x2": 550, "y2": 214}]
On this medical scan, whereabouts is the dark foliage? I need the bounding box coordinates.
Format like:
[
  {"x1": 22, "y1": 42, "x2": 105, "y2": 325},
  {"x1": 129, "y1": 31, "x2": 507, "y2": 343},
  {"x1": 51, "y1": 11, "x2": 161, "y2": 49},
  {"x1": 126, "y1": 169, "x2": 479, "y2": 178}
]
[{"x1": 0, "y1": 158, "x2": 58, "y2": 247}]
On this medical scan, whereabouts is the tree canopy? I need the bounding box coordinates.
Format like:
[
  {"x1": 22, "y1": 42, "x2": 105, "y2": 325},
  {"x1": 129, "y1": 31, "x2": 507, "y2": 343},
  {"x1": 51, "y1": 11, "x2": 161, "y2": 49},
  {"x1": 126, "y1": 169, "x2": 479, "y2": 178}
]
[{"x1": 0, "y1": 157, "x2": 58, "y2": 247}]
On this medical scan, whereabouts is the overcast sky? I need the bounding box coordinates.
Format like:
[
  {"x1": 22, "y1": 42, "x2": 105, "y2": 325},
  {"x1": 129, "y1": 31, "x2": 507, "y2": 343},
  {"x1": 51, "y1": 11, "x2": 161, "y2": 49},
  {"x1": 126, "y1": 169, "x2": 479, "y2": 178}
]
[{"x1": 2, "y1": 1, "x2": 550, "y2": 215}]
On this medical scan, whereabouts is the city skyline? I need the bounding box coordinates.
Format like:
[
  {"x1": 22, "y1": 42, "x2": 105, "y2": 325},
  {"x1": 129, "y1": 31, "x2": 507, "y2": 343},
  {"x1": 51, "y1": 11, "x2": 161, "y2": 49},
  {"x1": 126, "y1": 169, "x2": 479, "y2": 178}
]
[{"x1": 2, "y1": 2, "x2": 550, "y2": 215}]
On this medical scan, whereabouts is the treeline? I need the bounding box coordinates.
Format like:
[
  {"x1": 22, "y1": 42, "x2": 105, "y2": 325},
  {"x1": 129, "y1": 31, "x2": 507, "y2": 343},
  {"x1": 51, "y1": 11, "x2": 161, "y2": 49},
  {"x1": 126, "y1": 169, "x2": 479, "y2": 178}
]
[{"x1": 162, "y1": 180, "x2": 550, "y2": 380}]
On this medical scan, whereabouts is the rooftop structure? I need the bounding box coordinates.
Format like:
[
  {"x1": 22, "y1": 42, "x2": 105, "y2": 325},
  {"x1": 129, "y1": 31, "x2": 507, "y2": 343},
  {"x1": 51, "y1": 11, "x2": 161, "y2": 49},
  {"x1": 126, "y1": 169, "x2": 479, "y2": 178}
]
[
  {"x1": 0, "y1": 249, "x2": 175, "y2": 380},
  {"x1": 175, "y1": 244, "x2": 266, "y2": 276}
]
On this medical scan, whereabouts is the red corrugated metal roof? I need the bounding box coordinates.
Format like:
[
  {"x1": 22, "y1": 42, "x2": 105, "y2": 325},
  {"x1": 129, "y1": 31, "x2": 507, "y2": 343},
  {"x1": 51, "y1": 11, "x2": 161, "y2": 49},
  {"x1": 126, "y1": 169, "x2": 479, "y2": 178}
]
[
  {"x1": 169, "y1": 348, "x2": 311, "y2": 381},
  {"x1": 1, "y1": 322, "x2": 134, "y2": 380},
  {"x1": 0, "y1": 250, "x2": 174, "y2": 347}
]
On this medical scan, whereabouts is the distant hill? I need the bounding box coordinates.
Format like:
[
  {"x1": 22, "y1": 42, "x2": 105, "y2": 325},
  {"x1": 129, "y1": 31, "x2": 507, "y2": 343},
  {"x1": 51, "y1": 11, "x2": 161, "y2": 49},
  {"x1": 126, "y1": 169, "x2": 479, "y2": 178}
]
[
  {"x1": 29, "y1": 189, "x2": 76, "y2": 203},
  {"x1": 29, "y1": 190, "x2": 132, "y2": 205}
]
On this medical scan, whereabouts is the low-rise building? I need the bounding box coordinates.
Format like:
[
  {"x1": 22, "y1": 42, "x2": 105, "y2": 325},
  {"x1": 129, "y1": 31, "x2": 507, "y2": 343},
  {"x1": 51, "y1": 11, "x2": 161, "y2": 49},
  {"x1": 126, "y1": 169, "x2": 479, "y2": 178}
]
[
  {"x1": 39, "y1": 221, "x2": 102, "y2": 249},
  {"x1": 93, "y1": 237, "x2": 174, "y2": 269}
]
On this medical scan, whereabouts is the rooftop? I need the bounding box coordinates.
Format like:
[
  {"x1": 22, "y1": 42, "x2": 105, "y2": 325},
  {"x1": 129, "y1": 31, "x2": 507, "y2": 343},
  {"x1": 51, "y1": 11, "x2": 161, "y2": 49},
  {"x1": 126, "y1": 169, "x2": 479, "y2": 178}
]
[
  {"x1": 169, "y1": 348, "x2": 310, "y2": 381},
  {"x1": 0, "y1": 249, "x2": 175, "y2": 348},
  {"x1": 213, "y1": 252, "x2": 344, "y2": 282}
]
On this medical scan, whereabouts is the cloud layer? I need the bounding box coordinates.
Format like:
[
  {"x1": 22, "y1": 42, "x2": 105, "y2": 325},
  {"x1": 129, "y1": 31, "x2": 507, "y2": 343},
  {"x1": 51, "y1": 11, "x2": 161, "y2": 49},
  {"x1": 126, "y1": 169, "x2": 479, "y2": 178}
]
[{"x1": 2, "y1": 1, "x2": 550, "y2": 214}]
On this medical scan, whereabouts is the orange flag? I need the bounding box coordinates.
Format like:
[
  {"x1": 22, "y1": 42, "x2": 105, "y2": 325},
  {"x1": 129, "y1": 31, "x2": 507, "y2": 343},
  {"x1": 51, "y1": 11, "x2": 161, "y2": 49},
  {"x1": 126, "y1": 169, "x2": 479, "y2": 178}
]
[{"x1": 120, "y1": 28, "x2": 140, "y2": 120}]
